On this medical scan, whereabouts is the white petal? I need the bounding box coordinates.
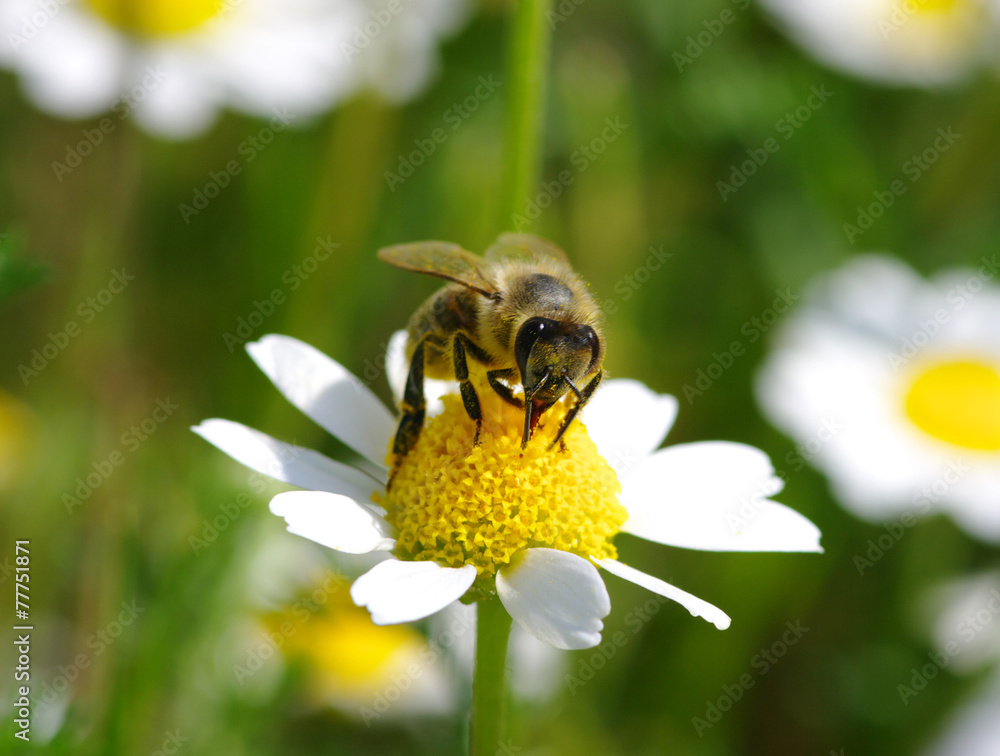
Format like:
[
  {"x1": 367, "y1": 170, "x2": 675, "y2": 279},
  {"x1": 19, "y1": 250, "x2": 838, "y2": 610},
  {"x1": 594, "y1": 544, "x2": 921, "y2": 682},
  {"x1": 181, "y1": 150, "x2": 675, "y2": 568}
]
[
  {"x1": 351, "y1": 560, "x2": 477, "y2": 625},
  {"x1": 597, "y1": 558, "x2": 731, "y2": 630},
  {"x1": 922, "y1": 674, "x2": 1000, "y2": 756},
  {"x1": 759, "y1": 0, "x2": 989, "y2": 87},
  {"x1": 269, "y1": 491, "x2": 395, "y2": 554},
  {"x1": 386, "y1": 330, "x2": 410, "y2": 406},
  {"x1": 620, "y1": 442, "x2": 822, "y2": 553},
  {"x1": 383, "y1": 330, "x2": 455, "y2": 418},
  {"x1": 583, "y1": 379, "x2": 678, "y2": 470},
  {"x1": 10, "y1": 8, "x2": 124, "y2": 118},
  {"x1": 247, "y1": 335, "x2": 395, "y2": 469},
  {"x1": 928, "y1": 571, "x2": 1000, "y2": 672},
  {"x1": 130, "y1": 48, "x2": 220, "y2": 139},
  {"x1": 496, "y1": 548, "x2": 610, "y2": 650},
  {"x1": 192, "y1": 419, "x2": 383, "y2": 501}
]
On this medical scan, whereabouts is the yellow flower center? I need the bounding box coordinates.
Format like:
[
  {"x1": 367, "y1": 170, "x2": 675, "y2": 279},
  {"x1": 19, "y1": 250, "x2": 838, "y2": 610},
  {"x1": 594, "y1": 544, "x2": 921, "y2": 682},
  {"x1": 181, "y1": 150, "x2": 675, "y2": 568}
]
[
  {"x1": 0, "y1": 390, "x2": 33, "y2": 493},
  {"x1": 266, "y1": 594, "x2": 426, "y2": 697},
  {"x1": 85, "y1": 0, "x2": 224, "y2": 38},
  {"x1": 904, "y1": 359, "x2": 1000, "y2": 451},
  {"x1": 908, "y1": 0, "x2": 961, "y2": 15},
  {"x1": 881, "y1": 0, "x2": 985, "y2": 55},
  {"x1": 381, "y1": 388, "x2": 626, "y2": 595}
]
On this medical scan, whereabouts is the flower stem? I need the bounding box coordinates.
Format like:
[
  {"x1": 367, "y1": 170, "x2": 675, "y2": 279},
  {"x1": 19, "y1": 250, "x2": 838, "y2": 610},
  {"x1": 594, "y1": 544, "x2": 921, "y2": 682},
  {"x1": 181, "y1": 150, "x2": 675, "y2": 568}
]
[
  {"x1": 501, "y1": 0, "x2": 554, "y2": 230},
  {"x1": 471, "y1": 595, "x2": 512, "y2": 756}
]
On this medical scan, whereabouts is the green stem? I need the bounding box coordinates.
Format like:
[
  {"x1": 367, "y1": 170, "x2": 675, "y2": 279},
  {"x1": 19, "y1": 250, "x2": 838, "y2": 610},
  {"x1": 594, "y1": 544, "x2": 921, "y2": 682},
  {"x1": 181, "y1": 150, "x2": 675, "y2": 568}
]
[
  {"x1": 472, "y1": 595, "x2": 513, "y2": 756},
  {"x1": 501, "y1": 0, "x2": 554, "y2": 230}
]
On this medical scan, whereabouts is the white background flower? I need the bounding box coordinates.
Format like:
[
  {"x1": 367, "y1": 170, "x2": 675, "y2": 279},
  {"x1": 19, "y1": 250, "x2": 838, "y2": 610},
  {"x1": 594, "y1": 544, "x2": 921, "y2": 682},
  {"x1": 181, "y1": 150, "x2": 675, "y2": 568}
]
[
  {"x1": 0, "y1": 0, "x2": 467, "y2": 138},
  {"x1": 757, "y1": 255, "x2": 1000, "y2": 541},
  {"x1": 758, "y1": 0, "x2": 1000, "y2": 86},
  {"x1": 920, "y1": 572, "x2": 1000, "y2": 756},
  {"x1": 195, "y1": 333, "x2": 821, "y2": 650}
]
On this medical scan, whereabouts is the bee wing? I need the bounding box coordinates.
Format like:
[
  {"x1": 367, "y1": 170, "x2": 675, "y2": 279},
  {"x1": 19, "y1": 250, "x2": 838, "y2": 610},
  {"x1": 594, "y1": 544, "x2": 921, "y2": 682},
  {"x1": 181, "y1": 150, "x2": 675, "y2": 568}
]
[
  {"x1": 484, "y1": 233, "x2": 570, "y2": 265},
  {"x1": 377, "y1": 241, "x2": 499, "y2": 297}
]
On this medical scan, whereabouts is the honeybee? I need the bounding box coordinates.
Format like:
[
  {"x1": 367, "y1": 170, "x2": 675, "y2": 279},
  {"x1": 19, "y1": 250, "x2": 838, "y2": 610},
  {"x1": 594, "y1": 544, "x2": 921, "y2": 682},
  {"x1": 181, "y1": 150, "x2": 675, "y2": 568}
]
[{"x1": 379, "y1": 233, "x2": 605, "y2": 459}]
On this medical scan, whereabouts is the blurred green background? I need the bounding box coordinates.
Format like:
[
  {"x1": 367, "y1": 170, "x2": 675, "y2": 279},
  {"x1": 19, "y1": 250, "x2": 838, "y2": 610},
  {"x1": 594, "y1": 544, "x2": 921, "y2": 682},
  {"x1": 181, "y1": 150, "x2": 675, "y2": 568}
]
[{"x1": 3, "y1": 0, "x2": 999, "y2": 754}]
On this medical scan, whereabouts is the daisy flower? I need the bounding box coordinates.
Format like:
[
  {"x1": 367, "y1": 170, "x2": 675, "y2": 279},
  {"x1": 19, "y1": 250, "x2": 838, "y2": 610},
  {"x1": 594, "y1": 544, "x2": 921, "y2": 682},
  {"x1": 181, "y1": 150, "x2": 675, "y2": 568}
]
[
  {"x1": 0, "y1": 0, "x2": 467, "y2": 138},
  {"x1": 224, "y1": 534, "x2": 455, "y2": 719},
  {"x1": 194, "y1": 334, "x2": 821, "y2": 650},
  {"x1": 259, "y1": 588, "x2": 458, "y2": 718},
  {"x1": 758, "y1": 0, "x2": 1000, "y2": 87},
  {"x1": 919, "y1": 572, "x2": 1000, "y2": 756},
  {"x1": 756, "y1": 254, "x2": 1000, "y2": 542}
]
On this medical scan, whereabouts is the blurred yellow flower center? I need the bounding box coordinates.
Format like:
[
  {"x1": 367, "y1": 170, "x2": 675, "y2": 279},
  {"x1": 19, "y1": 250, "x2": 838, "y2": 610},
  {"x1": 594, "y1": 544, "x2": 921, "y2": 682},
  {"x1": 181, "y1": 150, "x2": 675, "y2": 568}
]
[
  {"x1": 904, "y1": 360, "x2": 1000, "y2": 451},
  {"x1": 908, "y1": 0, "x2": 961, "y2": 14},
  {"x1": 267, "y1": 594, "x2": 426, "y2": 698},
  {"x1": 381, "y1": 391, "x2": 625, "y2": 591},
  {"x1": 0, "y1": 390, "x2": 33, "y2": 493},
  {"x1": 86, "y1": 0, "x2": 224, "y2": 37}
]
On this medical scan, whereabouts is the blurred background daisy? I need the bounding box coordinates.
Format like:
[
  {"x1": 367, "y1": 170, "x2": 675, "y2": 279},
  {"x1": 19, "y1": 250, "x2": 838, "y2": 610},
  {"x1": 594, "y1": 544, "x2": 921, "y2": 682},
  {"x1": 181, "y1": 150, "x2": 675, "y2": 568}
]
[
  {"x1": 756, "y1": 255, "x2": 1000, "y2": 540},
  {"x1": 757, "y1": 254, "x2": 1000, "y2": 755},
  {"x1": 0, "y1": 0, "x2": 468, "y2": 138},
  {"x1": 229, "y1": 535, "x2": 458, "y2": 721},
  {"x1": 920, "y1": 571, "x2": 1000, "y2": 756},
  {"x1": 758, "y1": 0, "x2": 1000, "y2": 87}
]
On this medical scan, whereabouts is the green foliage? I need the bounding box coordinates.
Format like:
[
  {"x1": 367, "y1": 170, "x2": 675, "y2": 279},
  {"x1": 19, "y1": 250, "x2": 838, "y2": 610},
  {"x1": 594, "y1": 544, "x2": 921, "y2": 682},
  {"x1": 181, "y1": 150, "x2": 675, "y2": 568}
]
[{"x1": 0, "y1": 232, "x2": 46, "y2": 306}]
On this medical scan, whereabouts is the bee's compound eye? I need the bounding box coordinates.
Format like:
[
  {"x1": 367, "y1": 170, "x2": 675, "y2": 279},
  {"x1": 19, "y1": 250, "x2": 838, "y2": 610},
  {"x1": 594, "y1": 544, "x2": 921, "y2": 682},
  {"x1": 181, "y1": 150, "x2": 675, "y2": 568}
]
[
  {"x1": 580, "y1": 326, "x2": 600, "y2": 369},
  {"x1": 514, "y1": 317, "x2": 551, "y2": 379}
]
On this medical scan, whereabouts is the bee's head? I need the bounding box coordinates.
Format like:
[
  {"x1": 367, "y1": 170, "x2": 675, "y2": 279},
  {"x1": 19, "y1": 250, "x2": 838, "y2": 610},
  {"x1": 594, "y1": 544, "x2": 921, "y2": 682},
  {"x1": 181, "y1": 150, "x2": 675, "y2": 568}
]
[{"x1": 515, "y1": 317, "x2": 601, "y2": 440}]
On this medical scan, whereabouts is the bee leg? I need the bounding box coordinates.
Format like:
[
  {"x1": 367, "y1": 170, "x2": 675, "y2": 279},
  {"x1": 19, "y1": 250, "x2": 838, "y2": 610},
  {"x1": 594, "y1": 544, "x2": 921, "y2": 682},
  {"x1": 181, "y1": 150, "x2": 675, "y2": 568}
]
[
  {"x1": 392, "y1": 339, "x2": 427, "y2": 459},
  {"x1": 549, "y1": 369, "x2": 603, "y2": 451},
  {"x1": 453, "y1": 334, "x2": 483, "y2": 444},
  {"x1": 486, "y1": 368, "x2": 524, "y2": 409}
]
